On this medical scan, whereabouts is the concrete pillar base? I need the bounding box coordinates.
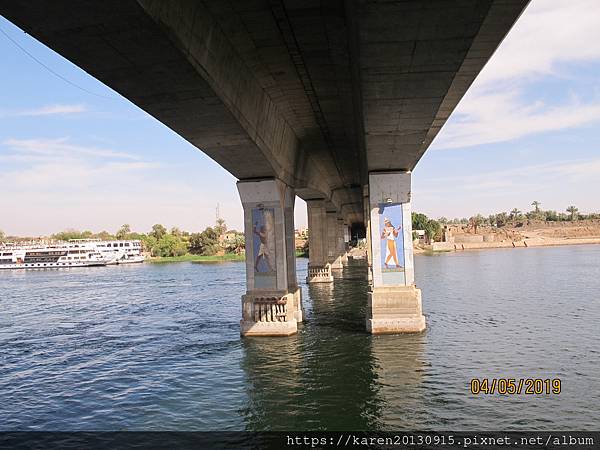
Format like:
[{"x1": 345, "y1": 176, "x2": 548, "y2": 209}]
[
  {"x1": 240, "y1": 320, "x2": 298, "y2": 336},
  {"x1": 366, "y1": 285, "x2": 426, "y2": 334},
  {"x1": 329, "y1": 258, "x2": 344, "y2": 270},
  {"x1": 240, "y1": 291, "x2": 299, "y2": 337},
  {"x1": 306, "y1": 264, "x2": 334, "y2": 283}
]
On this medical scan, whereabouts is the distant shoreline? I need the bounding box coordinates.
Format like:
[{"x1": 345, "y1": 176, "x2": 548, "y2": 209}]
[
  {"x1": 416, "y1": 237, "x2": 600, "y2": 254},
  {"x1": 148, "y1": 253, "x2": 244, "y2": 263}
]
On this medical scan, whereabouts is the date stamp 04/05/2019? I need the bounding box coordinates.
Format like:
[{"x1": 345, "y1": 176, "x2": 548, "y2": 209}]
[{"x1": 470, "y1": 378, "x2": 561, "y2": 395}]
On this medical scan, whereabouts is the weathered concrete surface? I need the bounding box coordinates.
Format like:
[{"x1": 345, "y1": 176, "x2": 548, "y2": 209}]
[
  {"x1": 367, "y1": 286, "x2": 426, "y2": 334},
  {"x1": 366, "y1": 171, "x2": 425, "y2": 333},
  {"x1": 0, "y1": 0, "x2": 530, "y2": 228},
  {"x1": 237, "y1": 178, "x2": 302, "y2": 336}
]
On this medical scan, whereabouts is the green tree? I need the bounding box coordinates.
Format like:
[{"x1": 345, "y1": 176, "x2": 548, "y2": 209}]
[
  {"x1": 189, "y1": 227, "x2": 220, "y2": 255},
  {"x1": 52, "y1": 229, "x2": 93, "y2": 241},
  {"x1": 469, "y1": 215, "x2": 483, "y2": 234},
  {"x1": 0, "y1": 230, "x2": 5, "y2": 242},
  {"x1": 531, "y1": 200, "x2": 541, "y2": 213},
  {"x1": 424, "y1": 219, "x2": 442, "y2": 242},
  {"x1": 566, "y1": 205, "x2": 579, "y2": 221},
  {"x1": 152, "y1": 234, "x2": 187, "y2": 257},
  {"x1": 150, "y1": 224, "x2": 167, "y2": 240},
  {"x1": 544, "y1": 210, "x2": 558, "y2": 222},
  {"x1": 495, "y1": 212, "x2": 509, "y2": 227},
  {"x1": 488, "y1": 214, "x2": 496, "y2": 227},
  {"x1": 116, "y1": 224, "x2": 131, "y2": 240},
  {"x1": 412, "y1": 212, "x2": 441, "y2": 242},
  {"x1": 97, "y1": 230, "x2": 115, "y2": 240},
  {"x1": 141, "y1": 235, "x2": 157, "y2": 253},
  {"x1": 412, "y1": 212, "x2": 429, "y2": 231},
  {"x1": 215, "y1": 217, "x2": 227, "y2": 238},
  {"x1": 510, "y1": 208, "x2": 521, "y2": 225}
]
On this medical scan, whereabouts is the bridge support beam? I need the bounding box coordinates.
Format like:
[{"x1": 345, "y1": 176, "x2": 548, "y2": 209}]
[
  {"x1": 366, "y1": 172, "x2": 426, "y2": 334},
  {"x1": 306, "y1": 200, "x2": 334, "y2": 283},
  {"x1": 237, "y1": 178, "x2": 302, "y2": 337}
]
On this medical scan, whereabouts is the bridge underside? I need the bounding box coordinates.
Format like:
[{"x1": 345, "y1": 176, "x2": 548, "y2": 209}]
[{"x1": 1, "y1": 0, "x2": 530, "y2": 335}]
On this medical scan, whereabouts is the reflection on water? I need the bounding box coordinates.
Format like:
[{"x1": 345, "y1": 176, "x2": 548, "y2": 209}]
[
  {"x1": 241, "y1": 264, "x2": 387, "y2": 431},
  {"x1": 1, "y1": 245, "x2": 599, "y2": 430},
  {"x1": 369, "y1": 336, "x2": 425, "y2": 429}
]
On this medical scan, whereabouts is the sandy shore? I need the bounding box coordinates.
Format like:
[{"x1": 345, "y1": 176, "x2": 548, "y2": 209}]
[{"x1": 417, "y1": 237, "x2": 600, "y2": 254}]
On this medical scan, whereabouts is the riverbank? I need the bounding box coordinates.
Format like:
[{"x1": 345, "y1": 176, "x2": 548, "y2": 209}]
[
  {"x1": 416, "y1": 236, "x2": 600, "y2": 254},
  {"x1": 147, "y1": 253, "x2": 244, "y2": 263}
]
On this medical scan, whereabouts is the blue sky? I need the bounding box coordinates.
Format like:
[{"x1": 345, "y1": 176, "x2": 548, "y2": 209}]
[{"x1": 1, "y1": 0, "x2": 600, "y2": 236}]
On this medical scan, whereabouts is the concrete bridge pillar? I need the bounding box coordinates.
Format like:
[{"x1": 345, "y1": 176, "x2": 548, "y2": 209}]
[
  {"x1": 237, "y1": 178, "x2": 302, "y2": 337},
  {"x1": 306, "y1": 200, "x2": 334, "y2": 283},
  {"x1": 326, "y1": 211, "x2": 345, "y2": 270},
  {"x1": 363, "y1": 185, "x2": 373, "y2": 283},
  {"x1": 365, "y1": 172, "x2": 426, "y2": 334},
  {"x1": 338, "y1": 219, "x2": 349, "y2": 265}
]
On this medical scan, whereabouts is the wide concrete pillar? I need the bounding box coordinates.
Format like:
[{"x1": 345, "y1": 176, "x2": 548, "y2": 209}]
[
  {"x1": 306, "y1": 200, "x2": 334, "y2": 283},
  {"x1": 326, "y1": 211, "x2": 345, "y2": 270},
  {"x1": 366, "y1": 172, "x2": 426, "y2": 334},
  {"x1": 237, "y1": 178, "x2": 302, "y2": 337}
]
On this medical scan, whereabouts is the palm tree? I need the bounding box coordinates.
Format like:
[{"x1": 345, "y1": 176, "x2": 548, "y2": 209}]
[
  {"x1": 531, "y1": 201, "x2": 541, "y2": 213},
  {"x1": 469, "y1": 215, "x2": 482, "y2": 234},
  {"x1": 566, "y1": 205, "x2": 578, "y2": 221},
  {"x1": 510, "y1": 208, "x2": 521, "y2": 225},
  {"x1": 215, "y1": 217, "x2": 227, "y2": 237},
  {"x1": 116, "y1": 224, "x2": 131, "y2": 240}
]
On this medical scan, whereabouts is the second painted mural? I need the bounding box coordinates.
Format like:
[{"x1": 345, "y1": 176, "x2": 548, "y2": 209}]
[{"x1": 379, "y1": 203, "x2": 406, "y2": 285}]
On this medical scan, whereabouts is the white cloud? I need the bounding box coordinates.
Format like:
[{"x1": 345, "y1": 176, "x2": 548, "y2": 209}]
[
  {"x1": 0, "y1": 137, "x2": 159, "y2": 193},
  {"x1": 2, "y1": 137, "x2": 138, "y2": 160},
  {"x1": 0, "y1": 136, "x2": 244, "y2": 235},
  {"x1": 430, "y1": 157, "x2": 600, "y2": 188},
  {"x1": 432, "y1": 0, "x2": 600, "y2": 150},
  {"x1": 15, "y1": 104, "x2": 87, "y2": 116},
  {"x1": 413, "y1": 157, "x2": 600, "y2": 217},
  {"x1": 476, "y1": 0, "x2": 600, "y2": 85},
  {"x1": 433, "y1": 89, "x2": 600, "y2": 149}
]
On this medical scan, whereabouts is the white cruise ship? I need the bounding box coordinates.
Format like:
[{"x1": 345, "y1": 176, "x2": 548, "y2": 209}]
[
  {"x1": 72, "y1": 239, "x2": 145, "y2": 265},
  {"x1": 0, "y1": 243, "x2": 107, "y2": 270}
]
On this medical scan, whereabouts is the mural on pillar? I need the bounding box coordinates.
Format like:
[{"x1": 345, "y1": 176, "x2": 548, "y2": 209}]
[
  {"x1": 252, "y1": 208, "x2": 276, "y2": 276},
  {"x1": 379, "y1": 203, "x2": 406, "y2": 285}
]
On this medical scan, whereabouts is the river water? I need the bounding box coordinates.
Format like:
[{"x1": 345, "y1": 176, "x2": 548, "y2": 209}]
[{"x1": 1, "y1": 245, "x2": 598, "y2": 430}]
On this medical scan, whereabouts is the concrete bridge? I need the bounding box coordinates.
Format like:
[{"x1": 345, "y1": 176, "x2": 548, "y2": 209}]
[{"x1": 1, "y1": 0, "x2": 530, "y2": 336}]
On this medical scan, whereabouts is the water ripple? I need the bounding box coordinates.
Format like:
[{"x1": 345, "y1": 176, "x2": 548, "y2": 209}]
[{"x1": 1, "y1": 246, "x2": 599, "y2": 430}]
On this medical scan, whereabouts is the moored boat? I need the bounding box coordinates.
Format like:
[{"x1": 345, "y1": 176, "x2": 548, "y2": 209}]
[
  {"x1": 72, "y1": 239, "x2": 145, "y2": 264},
  {"x1": 0, "y1": 243, "x2": 108, "y2": 270}
]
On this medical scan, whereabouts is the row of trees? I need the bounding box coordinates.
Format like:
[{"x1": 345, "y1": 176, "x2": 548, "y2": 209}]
[
  {"x1": 130, "y1": 221, "x2": 244, "y2": 257},
  {"x1": 438, "y1": 202, "x2": 598, "y2": 231},
  {"x1": 0, "y1": 220, "x2": 245, "y2": 258}
]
